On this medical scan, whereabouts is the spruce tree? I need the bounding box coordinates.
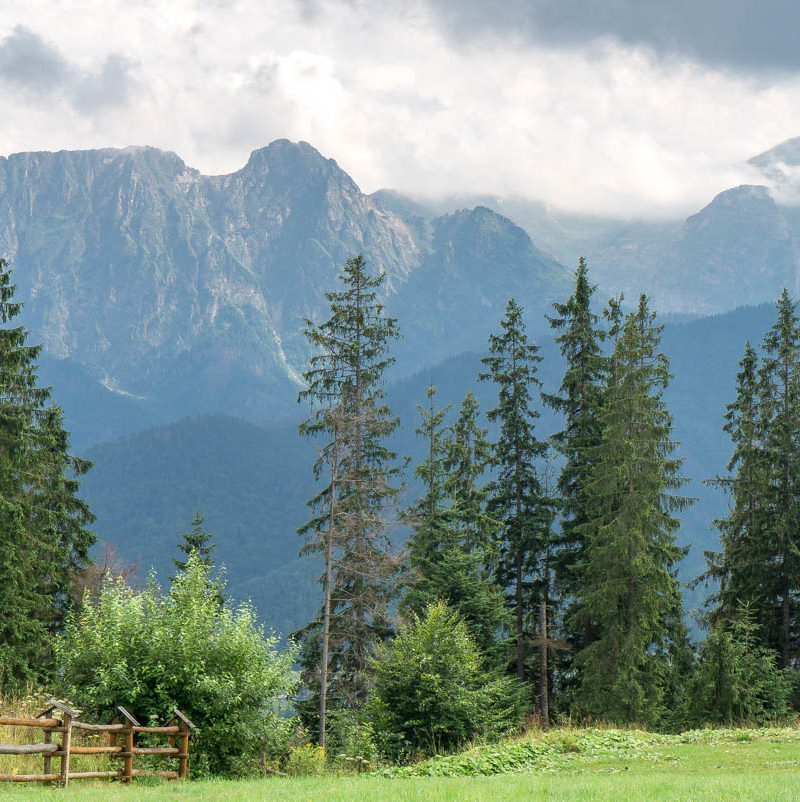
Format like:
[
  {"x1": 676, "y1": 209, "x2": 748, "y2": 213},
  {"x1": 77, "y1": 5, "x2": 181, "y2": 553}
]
[
  {"x1": 575, "y1": 295, "x2": 692, "y2": 723},
  {"x1": 701, "y1": 342, "x2": 770, "y2": 629},
  {"x1": 403, "y1": 390, "x2": 506, "y2": 656},
  {"x1": 753, "y1": 290, "x2": 800, "y2": 666},
  {"x1": 173, "y1": 510, "x2": 216, "y2": 574},
  {"x1": 543, "y1": 257, "x2": 606, "y2": 655},
  {"x1": 401, "y1": 385, "x2": 453, "y2": 615},
  {"x1": 480, "y1": 298, "x2": 550, "y2": 684},
  {"x1": 297, "y1": 254, "x2": 402, "y2": 738},
  {"x1": 0, "y1": 260, "x2": 94, "y2": 689}
]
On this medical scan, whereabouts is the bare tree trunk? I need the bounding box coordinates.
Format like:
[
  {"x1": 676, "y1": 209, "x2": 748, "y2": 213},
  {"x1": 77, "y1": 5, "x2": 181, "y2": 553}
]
[
  {"x1": 538, "y1": 598, "x2": 549, "y2": 730},
  {"x1": 516, "y1": 546, "x2": 524, "y2": 682},
  {"x1": 319, "y1": 517, "x2": 334, "y2": 748},
  {"x1": 782, "y1": 583, "x2": 790, "y2": 668},
  {"x1": 319, "y1": 416, "x2": 340, "y2": 747}
]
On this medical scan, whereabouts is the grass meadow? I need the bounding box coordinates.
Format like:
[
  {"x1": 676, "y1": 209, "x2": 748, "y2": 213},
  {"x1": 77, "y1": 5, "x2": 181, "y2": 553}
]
[{"x1": 1, "y1": 714, "x2": 799, "y2": 801}]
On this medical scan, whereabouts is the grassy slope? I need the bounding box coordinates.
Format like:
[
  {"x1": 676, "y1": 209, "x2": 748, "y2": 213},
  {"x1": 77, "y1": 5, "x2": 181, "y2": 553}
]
[{"x1": 1, "y1": 728, "x2": 799, "y2": 801}]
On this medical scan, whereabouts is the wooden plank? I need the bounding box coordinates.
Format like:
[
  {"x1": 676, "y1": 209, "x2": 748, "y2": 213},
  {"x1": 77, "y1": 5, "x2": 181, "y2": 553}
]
[
  {"x1": 72, "y1": 721, "x2": 126, "y2": 732},
  {"x1": 0, "y1": 743, "x2": 59, "y2": 754},
  {"x1": 132, "y1": 725, "x2": 180, "y2": 734},
  {"x1": 69, "y1": 745, "x2": 123, "y2": 755},
  {"x1": 133, "y1": 746, "x2": 179, "y2": 755},
  {"x1": 131, "y1": 769, "x2": 179, "y2": 779},
  {"x1": 116, "y1": 706, "x2": 140, "y2": 727},
  {"x1": 60, "y1": 712, "x2": 72, "y2": 788},
  {"x1": 172, "y1": 710, "x2": 196, "y2": 729},
  {"x1": 44, "y1": 701, "x2": 79, "y2": 719},
  {"x1": 43, "y1": 728, "x2": 52, "y2": 776},
  {"x1": 178, "y1": 718, "x2": 191, "y2": 779},
  {"x1": 0, "y1": 773, "x2": 60, "y2": 782},
  {"x1": 0, "y1": 717, "x2": 59, "y2": 728},
  {"x1": 67, "y1": 770, "x2": 121, "y2": 780},
  {"x1": 123, "y1": 727, "x2": 134, "y2": 783}
]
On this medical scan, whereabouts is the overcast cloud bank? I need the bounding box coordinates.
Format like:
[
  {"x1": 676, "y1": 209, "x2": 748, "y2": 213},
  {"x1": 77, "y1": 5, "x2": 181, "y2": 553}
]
[{"x1": 0, "y1": 0, "x2": 797, "y2": 218}]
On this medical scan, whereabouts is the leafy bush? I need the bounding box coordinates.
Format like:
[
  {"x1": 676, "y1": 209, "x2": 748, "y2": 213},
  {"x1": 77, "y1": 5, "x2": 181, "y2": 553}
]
[
  {"x1": 690, "y1": 605, "x2": 790, "y2": 726},
  {"x1": 367, "y1": 601, "x2": 525, "y2": 758},
  {"x1": 56, "y1": 557, "x2": 299, "y2": 776},
  {"x1": 285, "y1": 743, "x2": 327, "y2": 776},
  {"x1": 326, "y1": 708, "x2": 379, "y2": 766}
]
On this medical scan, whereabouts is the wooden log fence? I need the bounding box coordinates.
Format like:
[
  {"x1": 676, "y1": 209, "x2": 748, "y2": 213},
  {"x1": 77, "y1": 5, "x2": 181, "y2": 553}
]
[{"x1": 0, "y1": 700, "x2": 195, "y2": 786}]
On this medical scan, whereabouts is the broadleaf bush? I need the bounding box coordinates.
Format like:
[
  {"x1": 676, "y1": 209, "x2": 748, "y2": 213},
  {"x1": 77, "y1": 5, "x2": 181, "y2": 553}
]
[{"x1": 56, "y1": 556, "x2": 299, "y2": 776}]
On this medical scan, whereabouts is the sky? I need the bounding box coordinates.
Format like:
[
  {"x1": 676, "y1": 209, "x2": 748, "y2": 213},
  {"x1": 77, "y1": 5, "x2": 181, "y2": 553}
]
[{"x1": 0, "y1": 0, "x2": 799, "y2": 218}]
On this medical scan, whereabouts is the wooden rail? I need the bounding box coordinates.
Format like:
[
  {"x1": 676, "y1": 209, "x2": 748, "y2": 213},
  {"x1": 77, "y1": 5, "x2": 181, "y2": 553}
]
[{"x1": 0, "y1": 701, "x2": 195, "y2": 786}]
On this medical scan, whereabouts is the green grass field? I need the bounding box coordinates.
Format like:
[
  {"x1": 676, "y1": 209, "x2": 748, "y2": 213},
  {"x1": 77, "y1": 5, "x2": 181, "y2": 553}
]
[{"x1": 0, "y1": 728, "x2": 798, "y2": 801}]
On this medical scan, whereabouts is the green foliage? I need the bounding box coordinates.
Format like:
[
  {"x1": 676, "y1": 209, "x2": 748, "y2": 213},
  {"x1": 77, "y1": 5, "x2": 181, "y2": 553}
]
[
  {"x1": 173, "y1": 509, "x2": 216, "y2": 574},
  {"x1": 575, "y1": 295, "x2": 692, "y2": 725},
  {"x1": 378, "y1": 728, "x2": 662, "y2": 777},
  {"x1": 325, "y1": 708, "x2": 379, "y2": 766},
  {"x1": 285, "y1": 743, "x2": 328, "y2": 776},
  {"x1": 56, "y1": 556, "x2": 298, "y2": 777},
  {"x1": 543, "y1": 257, "x2": 607, "y2": 656},
  {"x1": 480, "y1": 297, "x2": 555, "y2": 683},
  {"x1": 297, "y1": 253, "x2": 403, "y2": 718},
  {"x1": 402, "y1": 388, "x2": 507, "y2": 656},
  {"x1": 0, "y1": 259, "x2": 95, "y2": 690},
  {"x1": 691, "y1": 604, "x2": 791, "y2": 725},
  {"x1": 368, "y1": 602, "x2": 525, "y2": 758}
]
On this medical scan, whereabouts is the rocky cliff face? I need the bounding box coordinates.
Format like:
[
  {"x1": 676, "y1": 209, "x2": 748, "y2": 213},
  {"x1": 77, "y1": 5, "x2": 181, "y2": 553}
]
[{"x1": 0, "y1": 141, "x2": 569, "y2": 427}]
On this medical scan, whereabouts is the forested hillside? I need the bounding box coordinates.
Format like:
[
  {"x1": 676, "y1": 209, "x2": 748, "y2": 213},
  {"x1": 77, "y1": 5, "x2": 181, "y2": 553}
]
[{"x1": 80, "y1": 302, "x2": 778, "y2": 636}]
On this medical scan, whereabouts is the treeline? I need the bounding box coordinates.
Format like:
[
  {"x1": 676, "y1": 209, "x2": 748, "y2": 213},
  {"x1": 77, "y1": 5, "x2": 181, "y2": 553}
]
[
  {"x1": 295, "y1": 255, "x2": 800, "y2": 752},
  {"x1": 2, "y1": 249, "x2": 800, "y2": 774}
]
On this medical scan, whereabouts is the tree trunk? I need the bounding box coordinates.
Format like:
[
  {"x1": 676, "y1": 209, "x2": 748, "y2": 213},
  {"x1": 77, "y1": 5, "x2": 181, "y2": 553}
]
[
  {"x1": 516, "y1": 546, "x2": 524, "y2": 681},
  {"x1": 538, "y1": 598, "x2": 549, "y2": 730}
]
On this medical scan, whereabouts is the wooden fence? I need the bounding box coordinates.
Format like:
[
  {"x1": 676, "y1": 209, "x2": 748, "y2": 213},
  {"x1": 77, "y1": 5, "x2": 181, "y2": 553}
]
[{"x1": 0, "y1": 700, "x2": 195, "y2": 786}]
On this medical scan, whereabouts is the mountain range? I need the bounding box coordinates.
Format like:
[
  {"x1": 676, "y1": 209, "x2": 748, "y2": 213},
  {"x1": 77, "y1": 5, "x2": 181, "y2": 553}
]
[{"x1": 2, "y1": 135, "x2": 800, "y2": 635}]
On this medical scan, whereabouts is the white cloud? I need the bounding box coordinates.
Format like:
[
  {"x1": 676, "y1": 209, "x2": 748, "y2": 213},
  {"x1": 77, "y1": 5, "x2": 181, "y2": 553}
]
[{"x1": 0, "y1": 1, "x2": 797, "y2": 218}]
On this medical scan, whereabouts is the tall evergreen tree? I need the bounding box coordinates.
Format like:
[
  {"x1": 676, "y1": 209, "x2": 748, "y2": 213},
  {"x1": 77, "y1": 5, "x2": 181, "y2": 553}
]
[
  {"x1": 575, "y1": 295, "x2": 692, "y2": 723},
  {"x1": 297, "y1": 254, "x2": 402, "y2": 739},
  {"x1": 701, "y1": 342, "x2": 770, "y2": 629},
  {"x1": 480, "y1": 298, "x2": 550, "y2": 684},
  {"x1": 753, "y1": 290, "x2": 800, "y2": 666},
  {"x1": 543, "y1": 257, "x2": 607, "y2": 655},
  {"x1": 0, "y1": 260, "x2": 94, "y2": 689}
]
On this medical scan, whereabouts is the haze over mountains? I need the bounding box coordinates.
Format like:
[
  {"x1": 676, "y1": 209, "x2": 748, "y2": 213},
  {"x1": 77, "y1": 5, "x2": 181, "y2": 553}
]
[{"x1": 2, "y1": 135, "x2": 799, "y2": 634}]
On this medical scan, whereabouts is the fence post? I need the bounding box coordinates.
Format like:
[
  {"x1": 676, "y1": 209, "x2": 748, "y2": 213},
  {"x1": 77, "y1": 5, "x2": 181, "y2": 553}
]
[
  {"x1": 115, "y1": 707, "x2": 139, "y2": 783},
  {"x1": 172, "y1": 710, "x2": 195, "y2": 780},
  {"x1": 42, "y1": 728, "x2": 52, "y2": 779},
  {"x1": 59, "y1": 712, "x2": 72, "y2": 787},
  {"x1": 42, "y1": 701, "x2": 78, "y2": 788}
]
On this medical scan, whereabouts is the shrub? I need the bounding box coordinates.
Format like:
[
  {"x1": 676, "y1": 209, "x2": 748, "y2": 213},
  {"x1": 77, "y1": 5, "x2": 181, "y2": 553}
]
[
  {"x1": 691, "y1": 604, "x2": 790, "y2": 726},
  {"x1": 367, "y1": 601, "x2": 525, "y2": 758},
  {"x1": 285, "y1": 743, "x2": 327, "y2": 776},
  {"x1": 56, "y1": 556, "x2": 299, "y2": 776}
]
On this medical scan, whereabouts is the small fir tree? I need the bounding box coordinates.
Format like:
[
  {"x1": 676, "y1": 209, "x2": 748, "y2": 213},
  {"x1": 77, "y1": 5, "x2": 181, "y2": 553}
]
[{"x1": 173, "y1": 510, "x2": 216, "y2": 574}]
